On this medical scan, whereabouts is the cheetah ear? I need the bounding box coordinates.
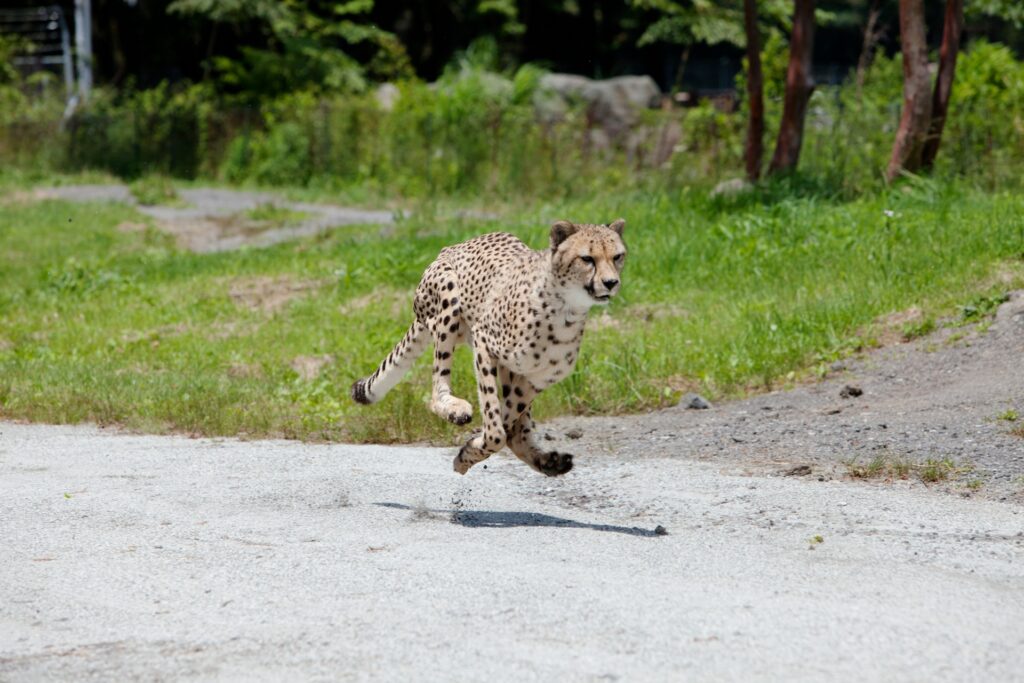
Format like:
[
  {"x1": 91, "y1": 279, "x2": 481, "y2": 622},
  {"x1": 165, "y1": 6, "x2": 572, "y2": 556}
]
[
  {"x1": 607, "y1": 218, "x2": 626, "y2": 235},
  {"x1": 550, "y1": 220, "x2": 579, "y2": 249}
]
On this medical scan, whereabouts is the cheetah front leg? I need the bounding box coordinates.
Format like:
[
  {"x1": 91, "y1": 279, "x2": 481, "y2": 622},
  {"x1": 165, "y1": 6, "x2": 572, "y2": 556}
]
[
  {"x1": 497, "y1": 369, "x2": 572, "y2": 477},
  {"x1": 453, "y1": 339, "x2": 506, "y2": 474}
]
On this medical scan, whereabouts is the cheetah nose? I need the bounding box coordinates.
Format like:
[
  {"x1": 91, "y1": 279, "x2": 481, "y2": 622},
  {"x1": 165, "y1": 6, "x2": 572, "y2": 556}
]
[{"x1": 602, "y1": 278, "x2": 619, "y2": 290}]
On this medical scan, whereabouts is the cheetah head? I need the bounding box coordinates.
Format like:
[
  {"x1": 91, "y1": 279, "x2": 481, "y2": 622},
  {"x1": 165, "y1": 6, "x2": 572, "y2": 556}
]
[{"x1": 550, "y1": 218, "x2": 627, "y2": 310}]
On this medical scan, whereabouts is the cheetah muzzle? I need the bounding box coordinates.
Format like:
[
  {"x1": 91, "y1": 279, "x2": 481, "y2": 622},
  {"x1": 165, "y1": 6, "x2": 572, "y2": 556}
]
[{"x1": 350, "y1": 218, "x2": 627, "y2": 476}]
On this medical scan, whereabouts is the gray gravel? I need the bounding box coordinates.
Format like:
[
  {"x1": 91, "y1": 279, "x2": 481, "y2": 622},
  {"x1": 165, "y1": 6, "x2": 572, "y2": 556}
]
[
  {"x1": 2, "y1": 421, "x2": 1024, "y2": 681},
  {"x1": 554, "y1": 290, "x2": 1024, "y2": 502}
]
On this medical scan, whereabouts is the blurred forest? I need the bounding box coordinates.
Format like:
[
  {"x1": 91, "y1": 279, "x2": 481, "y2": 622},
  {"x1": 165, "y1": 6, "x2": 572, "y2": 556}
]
[{"x1": 1, "y1": 0, "x2": 1023, "y2": 197}]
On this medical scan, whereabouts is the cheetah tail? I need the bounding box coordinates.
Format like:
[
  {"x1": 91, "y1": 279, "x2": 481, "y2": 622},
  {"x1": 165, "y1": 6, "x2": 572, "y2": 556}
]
[{"x1": 350, "y1": 320, "x2": 429, "y2": 405}]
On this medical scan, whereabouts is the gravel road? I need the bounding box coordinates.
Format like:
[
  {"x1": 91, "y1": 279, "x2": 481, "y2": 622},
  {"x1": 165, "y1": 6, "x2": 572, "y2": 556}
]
[
  {"x1": 554, "y1": 289, "x2": 1024, "y2": 503},
  {"x1": 2, "y1": 422, "x2": 1023, "y2": 681}
]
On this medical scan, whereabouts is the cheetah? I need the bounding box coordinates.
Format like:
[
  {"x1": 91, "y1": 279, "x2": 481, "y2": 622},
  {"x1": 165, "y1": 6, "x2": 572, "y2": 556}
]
[{"x1": 350, "y1": 219, "x2": 627, "y2": 476}]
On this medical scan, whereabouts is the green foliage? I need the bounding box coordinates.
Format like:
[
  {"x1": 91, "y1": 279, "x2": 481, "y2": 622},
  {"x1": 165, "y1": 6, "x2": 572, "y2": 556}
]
[
  {"x1": 168, "y1": 0, "x2": 411, "y2": 97},
  {"x1": 967, "y1": 0, "x2": 1024, "y2": 28},
  {"x1": 632, "y1": 0, "x2": 792, "y2": 48}
]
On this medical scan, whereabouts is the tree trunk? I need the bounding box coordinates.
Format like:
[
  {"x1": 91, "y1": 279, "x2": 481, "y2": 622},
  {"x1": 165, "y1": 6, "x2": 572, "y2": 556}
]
[
  {"x1": 886, "y1": 0, "x2": 933, "y2": 182},
  {"x1": 855, "y1": 0, "x2": 884, "y2": 94},
  {"x1": 920, "y1": 0, "x2": 964, "y2": 170},
  {"x1": 743, "y1": 0, "x2": 764, "y2": 181},
  {"x1": 768, "y1": 0, "x2": 816, "y2": 175}
]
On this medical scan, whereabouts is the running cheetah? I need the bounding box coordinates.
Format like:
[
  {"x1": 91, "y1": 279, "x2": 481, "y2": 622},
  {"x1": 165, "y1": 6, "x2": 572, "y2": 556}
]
[{"x1": 351, "y1": 219, "x2": 627, "y2": 476}]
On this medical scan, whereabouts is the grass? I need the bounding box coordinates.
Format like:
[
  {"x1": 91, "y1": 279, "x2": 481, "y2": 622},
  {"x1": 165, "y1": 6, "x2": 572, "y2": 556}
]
[
  {"x1": 1, "y1": 178, "x2": 1023, "y2": 443},
  {"x1": 996, "y1": 409, "x2": 1019, "y2": 422},
  {"x1": 845, "y1": 453, "x2": 972, "y2": 484}
]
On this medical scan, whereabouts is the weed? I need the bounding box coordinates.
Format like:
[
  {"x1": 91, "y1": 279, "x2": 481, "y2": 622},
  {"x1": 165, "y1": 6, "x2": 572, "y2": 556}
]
[
  {"x1": 808, "y1": 535, "x2": 824, "y2": 550},
  {"x1": 965, "y1": 479, "x2": 984, "y2": 491},
  {"x1": 918, "y1": 458, "x2": 958, "y2": 483},
  {"x1": 845, "y1": 453, "x2": 970, "y2": 484},
  {"x1": 245, "y1": 203, "x2": 310, "y2": 226},
  {"x1": 901, "y1": 318, "x2": 936, "y2": 341},
  {"x1": 996, "y1": 409, "x2": 1019, "y2": 422},
  {"x1": 1011, "y1": 425, "x2": 1024, "y2": 439},
  {"x1": 846, "y1": 454, "x2": 912, "y2": 480},
  {"x1": 129, "y1": 175, "x2": 182, "y2": 206},
  {"x1": 945, "y1": 330, "x2": 969, "y2": 346},
  {"x1": 959, "y1": 292, "x2": 1009, "y2": 322}
]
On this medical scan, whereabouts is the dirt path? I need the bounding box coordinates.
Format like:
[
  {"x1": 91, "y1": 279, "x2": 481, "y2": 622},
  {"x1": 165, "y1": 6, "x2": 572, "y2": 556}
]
[
  {"x1": 2, "y1": 422, "x2": 1023, "y2": 681},
  {"x1": 30, "y1": 184, "x2": 397, "y2": 252},
  {"x1": 552, "y1": 290, "x2": 1024, "y2": 503}
]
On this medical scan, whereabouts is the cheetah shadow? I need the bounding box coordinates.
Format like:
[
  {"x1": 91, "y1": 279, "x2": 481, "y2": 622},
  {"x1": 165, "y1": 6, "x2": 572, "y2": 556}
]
[{"x1": 375, "y1": 502, "x2": 665, "y2": 538}]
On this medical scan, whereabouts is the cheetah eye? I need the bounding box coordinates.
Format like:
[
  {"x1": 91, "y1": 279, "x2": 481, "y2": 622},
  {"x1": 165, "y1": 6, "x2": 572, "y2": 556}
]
[
  {"x1": 613, "y1": 253, "x2": 625, "y2": 263},
  {"x1": 580, "y1": 255, "x2": 595, "y2": 265}
]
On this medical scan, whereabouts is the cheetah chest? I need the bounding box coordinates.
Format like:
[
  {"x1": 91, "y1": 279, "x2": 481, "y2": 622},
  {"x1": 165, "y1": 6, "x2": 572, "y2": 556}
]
[{"x1": 514, "y1": 318, "x2": 585, "y2": 389}]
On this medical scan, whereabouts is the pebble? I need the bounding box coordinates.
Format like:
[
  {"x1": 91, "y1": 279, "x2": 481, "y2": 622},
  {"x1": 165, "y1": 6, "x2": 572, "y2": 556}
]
[{"x1": 681, "y1": 393, "x2": 712, "y2": 410}]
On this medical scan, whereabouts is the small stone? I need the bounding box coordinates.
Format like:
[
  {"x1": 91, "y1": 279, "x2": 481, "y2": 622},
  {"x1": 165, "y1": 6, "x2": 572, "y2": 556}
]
[
  {"x1": 830, "y1": 361, "x2": 847, "y2": 372},
  {"x1": 681, "y1": 393, "x2": 712, "y2": 410},
  {"x1": 709, "y1": 178, "x2": 753, "y2": 198},
  {"x1": 839, "y1": 385, "x2": 863, "y2": 399},
  {"x1": 654, "y1": 525, "x2": 669, "y2": 536},
  {"x1": 783, "y1": 464, "x2": 812, "y2": 476},
  {"x1": 565, "y1": 427, "x2": 584, "y2": 440}
]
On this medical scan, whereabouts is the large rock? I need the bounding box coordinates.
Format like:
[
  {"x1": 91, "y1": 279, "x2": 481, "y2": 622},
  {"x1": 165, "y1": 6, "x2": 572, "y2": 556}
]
[{"x1": 536, "y1": 73, "x2": 662, "y2": 142}]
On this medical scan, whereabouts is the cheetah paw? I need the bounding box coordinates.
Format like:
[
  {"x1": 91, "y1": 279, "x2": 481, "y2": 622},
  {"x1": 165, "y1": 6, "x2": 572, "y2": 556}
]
[
  {"x1": 432, "y1": 397, "x2": 473, "y2": 426},
  {"x1": 536, "y1": 451, "x2": 573, "y2": 477},
  {"x1": 453, "y1": 445, "x2": 477, "y2": 475}
]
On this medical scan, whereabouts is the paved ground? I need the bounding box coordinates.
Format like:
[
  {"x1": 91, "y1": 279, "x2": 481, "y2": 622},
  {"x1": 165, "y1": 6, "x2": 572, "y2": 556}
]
[{"x1": 2, "y1": 422, "x2": 1023, "y2": 681}]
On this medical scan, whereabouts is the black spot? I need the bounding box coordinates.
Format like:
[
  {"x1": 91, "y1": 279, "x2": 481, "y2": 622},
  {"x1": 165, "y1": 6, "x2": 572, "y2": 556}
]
[
  {"x1": 516, "y1": 402, "x2": 526, "y2": 412},
  {"x1": 502, "y1": 384, "x2": 511, "y2": 397}
]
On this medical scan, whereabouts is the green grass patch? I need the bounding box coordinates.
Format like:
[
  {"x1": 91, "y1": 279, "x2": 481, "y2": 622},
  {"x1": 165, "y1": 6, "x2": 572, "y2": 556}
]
[
  {"x1": 1, "y1": 181, "x2": 1023, "y2": 442},
  {"x1": 845, "y1": 453, "x2": 971, "y2": 484},
  {"x1": 996, "y1": 408, "x2": 1019, "y2": 422}
]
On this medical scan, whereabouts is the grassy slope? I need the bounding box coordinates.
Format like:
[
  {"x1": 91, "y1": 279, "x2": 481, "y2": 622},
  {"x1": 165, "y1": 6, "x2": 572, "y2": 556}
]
[{"x1": 1, "y1": 182, "x2": 1022, "y2": 443}]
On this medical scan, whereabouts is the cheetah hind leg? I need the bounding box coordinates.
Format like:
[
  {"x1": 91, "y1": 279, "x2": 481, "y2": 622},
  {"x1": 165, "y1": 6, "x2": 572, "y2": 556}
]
[
  {"x1": 507, "y1": 408, "x2": 573, "y2": 477},
  {"x1": 425, "y1": 271, "x2": 473, "y2": 426}
]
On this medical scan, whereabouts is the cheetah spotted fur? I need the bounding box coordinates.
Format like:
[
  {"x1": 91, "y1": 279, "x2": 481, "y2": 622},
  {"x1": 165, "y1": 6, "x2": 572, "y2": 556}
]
[{"x1": 351, "y1": 219, "x2": 627, "y2": 476}]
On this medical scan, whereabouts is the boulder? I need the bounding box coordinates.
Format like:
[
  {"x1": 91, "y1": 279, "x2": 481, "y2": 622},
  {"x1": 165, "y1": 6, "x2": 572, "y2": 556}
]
[{"x1": 536, "y1": 73, "x2": 662, "y2": 142}]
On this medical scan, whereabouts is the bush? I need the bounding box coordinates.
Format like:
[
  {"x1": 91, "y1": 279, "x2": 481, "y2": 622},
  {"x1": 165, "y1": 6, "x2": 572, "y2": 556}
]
[{"x1": 3, "y1": 40, "x2": 1024, "y2": 198}]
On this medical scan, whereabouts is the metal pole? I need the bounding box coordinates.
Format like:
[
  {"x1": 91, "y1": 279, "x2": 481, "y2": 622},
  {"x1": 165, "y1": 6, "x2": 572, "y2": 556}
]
[
  {"x1": 74, "y1": 0, "x2": 92, "y2": 99},
  {"x1": 58, "y1": 8, "x2": 74, "y2": 102}
]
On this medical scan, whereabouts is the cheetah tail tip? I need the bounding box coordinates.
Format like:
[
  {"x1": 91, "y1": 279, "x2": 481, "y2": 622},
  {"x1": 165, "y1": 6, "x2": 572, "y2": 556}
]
[{"x1": 350, "y1": 379, "x2": 373, "y2": 405}]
